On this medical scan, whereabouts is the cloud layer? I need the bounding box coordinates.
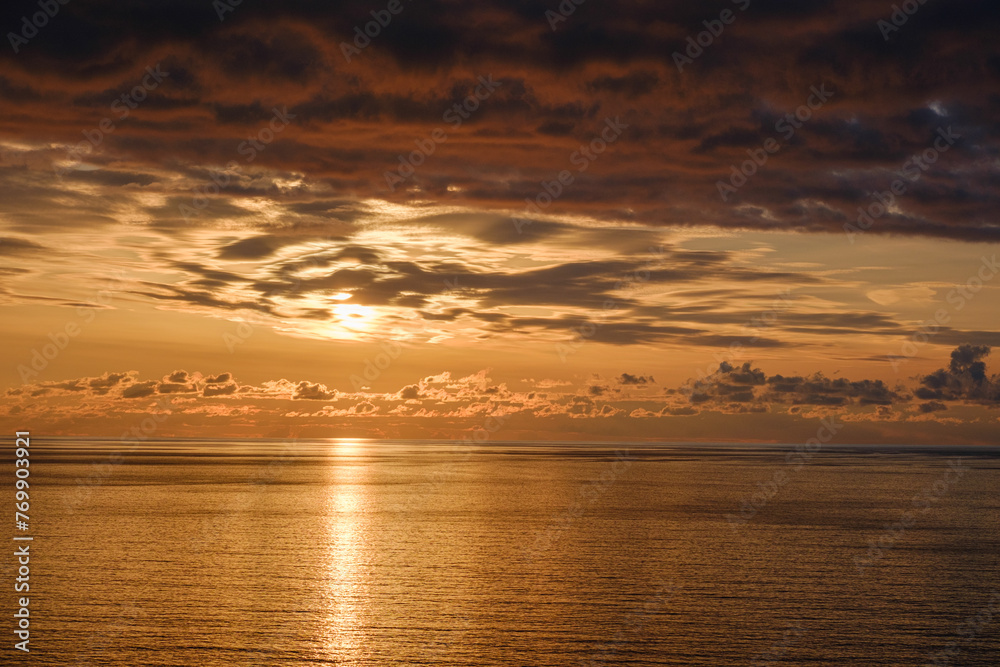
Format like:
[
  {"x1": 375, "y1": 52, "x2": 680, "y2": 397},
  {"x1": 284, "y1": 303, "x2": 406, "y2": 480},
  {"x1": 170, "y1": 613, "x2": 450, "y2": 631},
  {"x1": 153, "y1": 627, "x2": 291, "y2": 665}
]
[
  {"x1": 4, "y1": 347, "x2": 997, "y2": 443},
  {"x1": 1, "y1": 0, "x2": 999, "y2": 241}
]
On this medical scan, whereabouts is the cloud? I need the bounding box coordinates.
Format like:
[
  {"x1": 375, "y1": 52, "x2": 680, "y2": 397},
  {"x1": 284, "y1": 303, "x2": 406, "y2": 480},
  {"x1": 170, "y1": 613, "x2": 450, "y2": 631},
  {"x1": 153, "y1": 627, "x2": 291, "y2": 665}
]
[
  {"x1": 618, "y1": 373, "x2": 655, "y2": 385},
  {"x1": 2, "y1": 347, "x2": 998, "y2": 443},
  {"x1": 687, "y1": 358, "x2": 908, "y2": 409},
  {"x1": 88, "y1": 372, "x2": 130, "y2": 394},
  {"x1": 0, "y1": 1, "x2": 998, "y2": 244},
  {"x1": 597, "y1": 405, "x2": 624, "y2": 418},
  {"x1": 530, "y1": 378, "x2": 573, "y2": 389},
  {"x1": 292, "y1": 381, "x2": 337, "y2": 401},
  {"x1": 398, "y1": 384, "x2": 422, "y2": 400},
  {"x1": 122, "y1": 381, "x2": 158, "y2": 399},
  {"x1": 218, "y1": 236, "x2": 291, "y2": 260},
  {"x1": 204, "y1": 382, "x2": 239, "y2": 397},
  {"x1": 0, "y1": 237, "x2": 46, "y2": 255},
  {"x1": 915, "y1": 344, "x2": 998, "y2": 402},
  {"x1": 763, "y1": 373, "x2": 903, "y2": 406},
  {"x1": 158, "y1": 382, "x2": 197, "y2": 394}
]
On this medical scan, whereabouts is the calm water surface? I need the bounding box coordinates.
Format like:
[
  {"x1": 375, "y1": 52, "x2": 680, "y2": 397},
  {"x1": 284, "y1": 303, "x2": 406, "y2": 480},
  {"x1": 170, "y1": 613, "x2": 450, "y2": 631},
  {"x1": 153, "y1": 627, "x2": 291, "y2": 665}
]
[{"x1": 6, "y1": 439, "x2": 1000, "y2": 665}]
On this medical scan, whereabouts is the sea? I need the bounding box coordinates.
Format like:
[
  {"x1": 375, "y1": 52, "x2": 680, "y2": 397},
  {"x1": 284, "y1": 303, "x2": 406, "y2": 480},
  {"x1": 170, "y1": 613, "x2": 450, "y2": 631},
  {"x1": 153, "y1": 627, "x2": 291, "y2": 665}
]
[{"x1": 6, "y1": 438, "x2": 1000, "y2": 666}]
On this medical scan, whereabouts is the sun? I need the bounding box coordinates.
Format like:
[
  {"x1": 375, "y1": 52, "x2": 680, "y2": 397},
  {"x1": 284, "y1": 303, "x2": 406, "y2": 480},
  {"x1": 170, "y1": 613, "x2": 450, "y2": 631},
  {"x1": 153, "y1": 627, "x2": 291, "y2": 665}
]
[{"x1": 332, "y1": 303, "x2": 377, "y2": 333}]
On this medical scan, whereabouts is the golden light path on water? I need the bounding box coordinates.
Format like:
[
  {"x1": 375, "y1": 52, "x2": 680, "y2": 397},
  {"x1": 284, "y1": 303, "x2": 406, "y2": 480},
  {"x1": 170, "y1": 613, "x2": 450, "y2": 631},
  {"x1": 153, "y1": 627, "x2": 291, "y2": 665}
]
[{"x1": 321, "y1": 439, "x2": 371, "y2": 662}]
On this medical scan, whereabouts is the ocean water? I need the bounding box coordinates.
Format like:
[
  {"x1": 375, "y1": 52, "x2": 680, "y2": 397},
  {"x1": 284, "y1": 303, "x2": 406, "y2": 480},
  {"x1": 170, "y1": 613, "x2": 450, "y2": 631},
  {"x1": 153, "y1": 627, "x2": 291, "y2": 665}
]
[{"x1": 6, "y1": 439, "x2": 1000, "y2": 666}]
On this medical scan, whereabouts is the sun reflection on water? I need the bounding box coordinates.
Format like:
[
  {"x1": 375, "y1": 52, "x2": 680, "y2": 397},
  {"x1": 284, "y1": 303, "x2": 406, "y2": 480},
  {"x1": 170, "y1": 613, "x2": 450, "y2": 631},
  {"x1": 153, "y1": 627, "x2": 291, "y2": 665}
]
[{"x1": 320, "y1": 444, "x2": 371, "y2": 662}]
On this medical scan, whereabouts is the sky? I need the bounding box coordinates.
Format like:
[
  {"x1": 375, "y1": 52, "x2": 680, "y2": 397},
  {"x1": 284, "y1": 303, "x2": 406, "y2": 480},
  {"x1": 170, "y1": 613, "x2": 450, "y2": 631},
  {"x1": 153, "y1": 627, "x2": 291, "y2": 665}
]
[{"x1": 0, "y1": 0, "x2": 998, "y2": 443}]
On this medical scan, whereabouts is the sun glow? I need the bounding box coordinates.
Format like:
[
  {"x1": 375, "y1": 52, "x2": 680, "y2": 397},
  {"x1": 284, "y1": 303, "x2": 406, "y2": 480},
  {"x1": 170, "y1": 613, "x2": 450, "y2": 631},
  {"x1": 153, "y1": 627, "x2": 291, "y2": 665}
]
[
  {"x1": 331, "y1": 439, "x2": 365, "y2": 455},
  {"x1": 333, "y1": 303, "x2": 376, "y2": 330}
]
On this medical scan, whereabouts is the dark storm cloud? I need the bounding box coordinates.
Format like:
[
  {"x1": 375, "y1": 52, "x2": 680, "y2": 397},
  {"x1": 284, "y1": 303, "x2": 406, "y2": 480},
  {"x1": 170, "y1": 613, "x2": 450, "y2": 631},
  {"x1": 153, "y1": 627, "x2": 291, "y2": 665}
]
[
  {"x1": 688, "y1": 358, "x2": 911, "y2": 408},
  {"x1": 763, "y1": 373, "x2": 904, "y2": 406},
  {"x1": 2, "y1": 0, "x2": 1000, "y2": 243},
  {"x1": 915, "y1": 344, "x2": 999, "y2": 403},
  {"x1": 585, "y1": 70, "x2": 659, "y2": 98}
]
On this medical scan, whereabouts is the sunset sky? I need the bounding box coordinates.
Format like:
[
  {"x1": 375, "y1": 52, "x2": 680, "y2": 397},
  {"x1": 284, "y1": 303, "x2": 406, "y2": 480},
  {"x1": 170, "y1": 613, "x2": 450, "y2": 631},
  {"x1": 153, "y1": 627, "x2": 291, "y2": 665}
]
[{"x1": 1, "y1": 0, "x2": 998, "y2": 443}]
